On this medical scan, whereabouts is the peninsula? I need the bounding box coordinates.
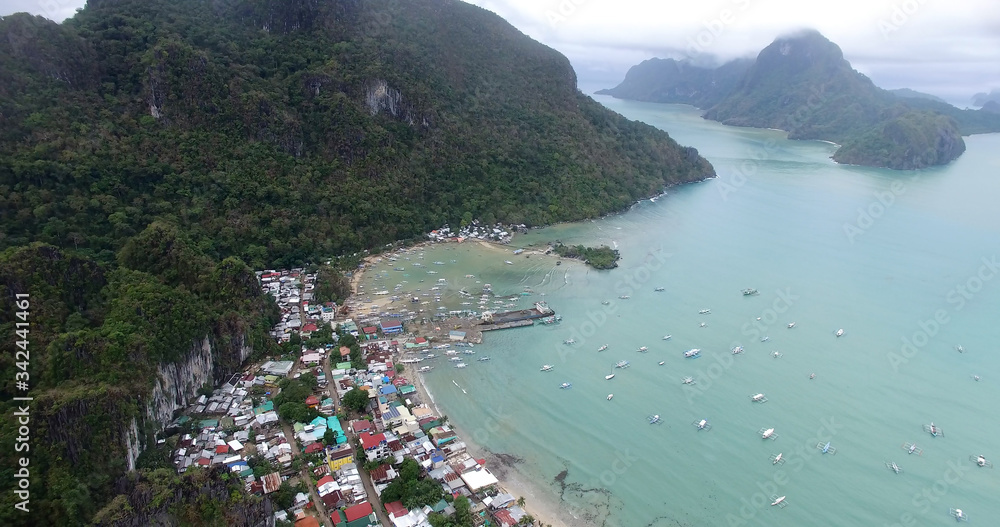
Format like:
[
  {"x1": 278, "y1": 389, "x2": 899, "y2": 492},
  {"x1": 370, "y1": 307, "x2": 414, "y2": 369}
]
[{"x1": 600, "y1": 30, "x2": 1000, "y2": 170}]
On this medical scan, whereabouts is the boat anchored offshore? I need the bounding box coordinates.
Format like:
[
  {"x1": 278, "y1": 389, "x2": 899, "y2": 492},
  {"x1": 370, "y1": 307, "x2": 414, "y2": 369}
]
[
  {"x1": 615, "y1": 360, "x2": 631, "y2": 369},
  {"x1": 654, "y1": 287, "x2": 665, "y2": 292},
  {"x1": 923, "y1": 422, "x2": 944, "y2": 437},
  {"x1": 816, "y1": 441, "x2": 837, "y2": 455},
  {"x1": 699, "y1": 309, "x2": 711, "y2": 314},
  {"x1": 478, "y1": 357, "x2": 491, "y2": 362},
  {"x1": 662, "y1": 335, "x2": 672, "y2": 340},
  {"x1": 693, "y1": 419, "x2": 712, "y2": 431},
  {"x1": 770, "y1": 495, "x2": 787, "y2": 509},
  {"x1": 956, "y1": 345, "x2": 964, "y2": 353},
  {"x1": 648, "y1": 414, "x2": 663, "y2": 425},
  {"x1": 949, "y1": 508, "x2": 969, "y2": 522},
  {"x1": 742, "y1": 288, "x2": 759, "y2": 296},
  {"x1": 732, "y1": 346, "x2": 744, "y2": 354},
  {"x1": 836, "y1": 328, "x2": 845, "y2": 337},
  {"x1": 885, "y1": 461, "x2": 903, "y2": 474},
  {"x1": 607, "y1": 393, "x2": 614, "y2": 400},
  {"x1": 658, "y1": 361, "x2": 665, "y2": 366},
  {"x1": 417, "y1": 366, "x2": 434, "y2": 373},
  {"x1": 787, "y1": 322, "x2": 796, "y2": 328},
  {"x1": 540, "y1": 365, "x2": 554, "y2": 372},
  {"x1": 637, "y1": 346, "x2": 648, "y2": 353},
  {"x1": 903, "y1": 442, "x2": 923, "y2": 455},
  {"x1": 598, "y1": 344, "x2": 608, "y2": 352},
  {"x1": 605, "y1": 373, "x2": 615, "y2": 380},
  {"x1": 684, "y1": 349, "x2": 701, "y2": 358},
  {"x1": 759, "y1": 427, "x2": 778, "y2": 440},
  {"x1": 682, "y1": 377, "x2": 696, "y2": 385},
  {"x1": 750, "y1": 393, "x2": 768, "y2": 403},
  {"x1": 759, "y1": 336, "x2": 769, "y2": 342},
  {"x1": 971, "y1": 454, "x2": 994, "y2": 468},
  {"x1": 454, "y1": 362, "x2": 467, "y2": 368},
  {"x1": 559, "y1": 382, "x2": 572, "y2": 389},
  {"x1": 770, "y1": 453, "x2": 785, "y2": 465},
  {"x1": 564, "y1": 338, "x2": 575, "y2": 345}
]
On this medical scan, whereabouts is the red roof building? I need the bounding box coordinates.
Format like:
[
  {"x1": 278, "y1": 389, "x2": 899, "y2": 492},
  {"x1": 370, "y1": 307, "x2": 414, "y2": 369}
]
[
  {"x1": 215, "y1": 444, "x2": 229, "y2": 454},
  {"x1": 304, "y1": 442, "x2": 324, "y2": 454},
  {"x1": 351, "y1": 420, "x2": 372, "y2": 434},
  {"x1": 305, "y1": 395, "x2": 320, "y2": 408},
  {"x1": 302, "y1": 323, "x2": 319, "y2": 332},
  {"x1": 344, "y1": 502, "x2": 373, "y2": 522},
  {"x1": 493, "y1": 509, "x2": 517, "y2": 527},
  {"x1": 360, "y1": 431, "x2": 386, "y2": 451},
  {"x1": 414, "y1": 337, "x2": 427, "y2": 344},
  {"x1": 340, "y1": 346, "x2": 351, "y2": 358},
  {"x1": 362, "y1": 326, "x2": 378, "y2": 335},
  {"x1": 384, "y1": 501, "x2": 407, "y2": 518},
  {"x1": 294, "y1": 517, "x2": 320, "y2": 527}
]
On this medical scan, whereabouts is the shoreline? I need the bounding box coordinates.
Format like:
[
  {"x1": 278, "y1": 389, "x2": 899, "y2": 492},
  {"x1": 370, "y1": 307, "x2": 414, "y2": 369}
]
[
  {"x1": 348, "y1": 238, "x2": 577, "y2": 526},
  {"x1": 401, "y1": 362, "x2": 575, "y2": 527}
]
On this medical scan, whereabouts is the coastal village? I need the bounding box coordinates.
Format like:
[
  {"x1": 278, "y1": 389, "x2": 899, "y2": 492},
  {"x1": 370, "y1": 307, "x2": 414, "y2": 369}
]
[{"x1": 167, "y1": 230, "x2": 551, "y2": 527}]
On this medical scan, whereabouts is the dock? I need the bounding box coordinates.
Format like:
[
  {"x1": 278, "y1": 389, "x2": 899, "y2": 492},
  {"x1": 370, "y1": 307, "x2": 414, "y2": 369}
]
[
  {"x1": 481, "y1": 301, "x2": 554, "y2": 325},
  {"x1": 480, "y1": 319, "x2": 535, "y2": 332}
]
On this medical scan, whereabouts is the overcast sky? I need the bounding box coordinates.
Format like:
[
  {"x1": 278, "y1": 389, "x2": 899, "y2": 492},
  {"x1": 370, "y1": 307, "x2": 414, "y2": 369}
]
[{"x1": 5, "y1": 0, "x2": 998, "y2": 106}]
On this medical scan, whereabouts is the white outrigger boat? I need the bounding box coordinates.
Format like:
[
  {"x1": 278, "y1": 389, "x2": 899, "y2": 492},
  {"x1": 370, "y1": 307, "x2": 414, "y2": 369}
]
[
  {"x1": 885, "y1": 461, "x2": 903, "y2": 474},
  {"x1": 949, "y1": 508, "x2": 969, "y2": 522},
  {"x1": 559, "y1": 382, "x2": 572, "y2": 389},
  {"x1": 955, "y1": 345, "x2": 964, "y2": 353},
  {"x1": 683, "y1": 349, "x2": 701, "y2": 358},
  {"x1": 597, "y1": 344, "x2": 608, "y2": 352},
  {"x1": 682, "y1": 377, "x2": 695, "y2": 385},
  {"x1": 699, "y1": 309, "x2": 711, "y2": 314},
  {"x1": 454, "y1": 362, "x2": 467, "y2": 368},
  {"x1": 770, "y1": 453, "x2": 785, "y2": 465},
  {"x1": 771, "y1": 351, "x2": 782, "y2": 358},
  {"x1": 693, "y1": 419, "x2": 711, "y2": 431},
  {"x1": 732, "y1": 346, "x2": 744, "y2": 354},
  {"x1": 699, "y1": 322, "x2": 707, "y2": 328},
  {"x1": 759, "y1": 336, "x2": 769, "y2": 342},
  {"x1": 902, "y1": 442, "x2": 923, "y2": 455},
  {"x1": 816, "y1": 441, "x2": 837, "y2": 455},
  {"x1": 564, "y1": 338, "x2": 575, "y2": 345},
  {"x1": 923, "y1": 422, "x2": 944, "y2": 437},
  {"x1": 648, "y1": 414, "x2": 662, "y2": 425},
  {"x1": 658, "y1": 361, "x2": 665, "y2": 365},
  {"x1": 637, "y1": 346, "x2": 648, "y2": 353},
  {"x1": 615, "y1": 360, "x2": 631, "y2": 369},
  {"x1": 835, "y1": 328, "x2": 845, "y2": 337},
  {"x1": 477, "y1": 357, "x2": 491, "y2": 362},
  {"x1": 759, "y1": 427, "x2": 778, "y2": 440},
  {"x1": 540, "y1": 364, "x2": 554, "y2": 372},
  {"x1": 770, "y1": 495, "x2": 787, "y2": 509},
  {"x1": 750, "y1": 393, "x2": 768, "y2": 403},
  {"x1": 787, "y1": 322, "x2": 796, "y2": 328},
  {"x1": 417, "y1": 366, "x2": 434, "y2": 373},
  {"x1": 605, "y1": 373, "x2": 615, "y2": 380},
  {"x1": 662, "y1": 335, "x2": 672, "y2": 340},
  {"x1": 971, "y1": 454, "x2": 993, "y2": 468},
  {"x1": 607, "y1": 393, "x2": 614, "y2": 400},
  {"x1": 654, "y1": 287, "x2": 665, "y2": 292}
]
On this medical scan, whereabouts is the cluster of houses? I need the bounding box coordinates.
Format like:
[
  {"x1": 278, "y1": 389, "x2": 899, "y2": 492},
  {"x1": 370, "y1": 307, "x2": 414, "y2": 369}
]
[
  {"x1": 426, "y1": 222, "x2": 526, "y2": 244},
  {"x1": 167, "y1": 265, "x2": 539, "y2": 527}
]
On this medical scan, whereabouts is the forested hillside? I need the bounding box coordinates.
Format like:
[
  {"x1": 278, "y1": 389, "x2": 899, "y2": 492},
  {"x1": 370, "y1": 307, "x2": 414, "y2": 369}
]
[
  {"x1": 0, "y1": 0, "x2": 714, "y2": 524},
  {"x1": 0, "y1": 0, "x2": 713, "y2": 270}
]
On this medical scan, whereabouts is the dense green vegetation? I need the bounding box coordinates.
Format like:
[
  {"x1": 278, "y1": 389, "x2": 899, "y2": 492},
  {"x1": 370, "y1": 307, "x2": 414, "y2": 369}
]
[
  {"x1": 0, "y1": 231, "x2": 278, "y2": 526},
  {"x1": 597, "y1": 57, "x2": 752, "y2": 108},
  {"x1": 605, "y1": 30, "x2": 1000, "y2": 169},
  {"x1": 0, "y1": 0, "x2": 713, "y2": 271},
  {"x1": 379, "y1": 458, "x2": 446, "y2": 510},
  {"x1": 552, "y1": 243, "x2": 620, "y2": 269},
  {"x1": 0, "y1": 0, "x2": 717, "y2": 524}
]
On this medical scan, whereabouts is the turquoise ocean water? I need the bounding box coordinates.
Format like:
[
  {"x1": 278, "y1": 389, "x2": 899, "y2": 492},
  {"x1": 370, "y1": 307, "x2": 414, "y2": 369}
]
[{"x1": 358, "y1": 97, "x2": 1000, "y2": 526}]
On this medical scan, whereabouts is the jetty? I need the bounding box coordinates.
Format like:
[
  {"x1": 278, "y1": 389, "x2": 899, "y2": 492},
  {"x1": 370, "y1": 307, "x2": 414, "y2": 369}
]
[
  {"x1": 481, "y1": 319, "x2": 535, "y2": 332},
  {"x1": 476, "y1": 301, "x2": 556, "y2": 332}
]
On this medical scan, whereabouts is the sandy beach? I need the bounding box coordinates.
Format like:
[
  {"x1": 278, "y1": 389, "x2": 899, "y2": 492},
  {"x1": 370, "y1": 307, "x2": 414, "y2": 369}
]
[
  {"x1": 401, "y1": 361, "x2": 573, "y2": 527},
  {"x1": 347, "y1": 238, "x2": 573, "y2": 526}
]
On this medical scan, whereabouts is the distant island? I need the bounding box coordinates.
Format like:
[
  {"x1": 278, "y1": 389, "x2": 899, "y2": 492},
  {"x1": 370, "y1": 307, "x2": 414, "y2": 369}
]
[
  {"x1": 552, "y1": 243, "x2": 620, "y2": 269},
  {"x1": 599, "y1": 30, "x2": 1000, "y2": 170}
]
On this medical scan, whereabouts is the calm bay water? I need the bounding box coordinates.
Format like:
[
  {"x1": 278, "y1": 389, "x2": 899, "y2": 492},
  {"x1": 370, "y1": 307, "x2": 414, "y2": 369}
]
[{"x1": 360, "y1": 97, "x2": 1000, "y2": 526}]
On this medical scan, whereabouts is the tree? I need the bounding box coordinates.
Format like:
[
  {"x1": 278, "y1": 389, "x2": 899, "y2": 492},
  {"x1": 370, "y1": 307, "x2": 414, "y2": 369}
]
[
  {"x1": 278, "y1": 401, "x2": 316, "y2": 423},
  {"x1": 273, "y1": 481, "x2": 296, "y2": 510},
  {"x1": 342, "y1": 388, "x2": 369, "y2": 413},
  {"x1": 516, "y1": 496, "x2": 525, "y2": 507},
  {"x1": 453, "y1": 496, "x2": 473, "y2": 527},
  {"x1": 323, "y1": 428, "x2": 339, "y2": 445}
]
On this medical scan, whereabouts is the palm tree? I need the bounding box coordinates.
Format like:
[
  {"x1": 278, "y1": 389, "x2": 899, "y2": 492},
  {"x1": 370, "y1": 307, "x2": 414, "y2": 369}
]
[{"x1": 516, "y1": 496, "x2": 526, "y2": 507}]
